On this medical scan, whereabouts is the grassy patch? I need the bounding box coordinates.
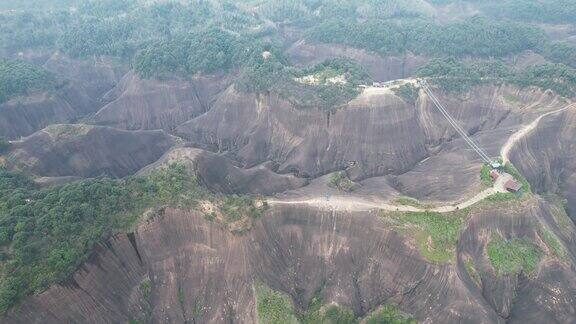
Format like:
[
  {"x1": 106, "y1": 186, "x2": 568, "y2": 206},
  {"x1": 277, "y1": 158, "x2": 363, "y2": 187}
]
[
  {"x1": 321, "y1": 305, "x2": 357, "y2": 324},
  {"x1": 44, "y1": 124, "x2": 92, "y2": 139},
  {"x1": 487, "y1": 235, "x2": 541, "y2": 276},
  {"x1": 464, "y1": 258, "x2": 481, "y2": 286},
  {"x1": 480, "y1": 164, "x2": 493, "y2": 187},
  {"x1": 328, "y1": 171, "x2": 355, "y2": 192},
  {"x1": 502, "y1": 93, "x2": 521, "y2": 105},
  {"x1": 254, "y1": 284, "x2": 416, "y2": 324},
  {"x1": 393, "y1": 196, "x2": 425, "y2": 208},
  {"x1": 382, "y1": 209, "x2": 469, "y2": 263},
  {"x1": 255, "y1": 283, "x2": 299, "y2": 324},
  {"x1": 538, "y1": 228, "x2": 565, "y2": 259},
  {"x1": 393, "y1": 83, "x2": 420, "y2": 104},
  {"x1": 137, "y1": 277, "x2": 152, "y2": 322},
  {"x1": 219, "y1": 195, "x2": 267, "y2": 222},
  {"x1": 298, "y1": 290, "x2": 357, "y2": 324},
  {"x1": 485, "y1": 192, "x2": 516, "y2": 202},
  {"x1": 365, "y1": 304, "x2": 416, "y2": 324}
]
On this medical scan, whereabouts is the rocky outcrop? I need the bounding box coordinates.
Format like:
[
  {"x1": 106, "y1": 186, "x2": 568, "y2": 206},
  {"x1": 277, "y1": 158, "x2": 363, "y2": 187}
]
[
  {"x1": 0, "y1": 85, "x2": 97, "y2": 140},
  {"x1": 509, "y1": 107, "x2": 576, "y2": 217},
  {"x1": 5, "y1": 124, "x2": 175, "y2": 178},
  {"x1": 177, "y1": 84, "x2": 566, "y2": 198},
  {"x1": 5, "y1": 200, "x2": 575, "y2": 323},
  {"x1": 457, "y1": 197, "x2": 576, "y2": 323},
  {"x1": 286, "y1": 41, "x2": 428, "y2": 82},
  {"x1": 178, "y1": 86, "x2": 430, "y2": 181},
  {"x1": 90, "y1": 72, "x2": 232, "y2": 131},
  {"x1": 42, "y1": 52, "x2": 128, "y2": 101},
  {"x1": 194, "y1": 151, "x2": 308, "y2": 195},
  {"x1": 0, "y1": 53, "x2": 127, "y2": 140}
]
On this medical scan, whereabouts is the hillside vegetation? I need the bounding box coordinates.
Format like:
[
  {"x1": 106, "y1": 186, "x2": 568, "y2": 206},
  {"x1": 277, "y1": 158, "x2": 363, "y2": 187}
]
[
  {"x1": 0, "y1": 59, "x2": 55, "y2": 104},
  {"x1": 1, "y1": 0, "x2": 575, "y2": 101},
  {"x1": 417, "y1": 58, "x2": 576, "y2": 96}
]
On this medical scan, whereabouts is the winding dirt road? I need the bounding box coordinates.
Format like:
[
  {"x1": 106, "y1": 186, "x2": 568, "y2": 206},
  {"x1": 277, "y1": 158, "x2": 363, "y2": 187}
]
[
  {"x1": 268, "y1": 101, "x2": 575, "y2": 212},
  {"x1": 501, "y1": 102, "x2": 575, "y2": 164}
]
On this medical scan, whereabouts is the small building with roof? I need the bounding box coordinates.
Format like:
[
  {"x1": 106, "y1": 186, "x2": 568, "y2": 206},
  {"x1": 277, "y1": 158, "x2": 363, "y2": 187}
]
[
  {"x1": 504, "y1": 179, "x2": 522, "y2": 192},
  {"x1": 490, "y1": 169, "x2": 500, "y2": 181}
]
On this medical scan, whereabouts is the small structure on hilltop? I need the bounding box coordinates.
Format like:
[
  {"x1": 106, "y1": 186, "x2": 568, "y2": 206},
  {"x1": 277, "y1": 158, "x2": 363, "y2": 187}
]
[
  {"x1": 262, "y1": 51, "x2": 271, "y2": 60},
  {"x1": 490, "y1": 169, "x2": 500, "y2": 181},
  {"x1": 504, "y1": 178, "x2": 522, "y2": 192}
]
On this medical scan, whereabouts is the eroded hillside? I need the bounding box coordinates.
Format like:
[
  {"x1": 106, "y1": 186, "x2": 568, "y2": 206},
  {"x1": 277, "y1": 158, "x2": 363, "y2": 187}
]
[{"x1": 1, "y1": 0, "x2": 576, "y2": 323}]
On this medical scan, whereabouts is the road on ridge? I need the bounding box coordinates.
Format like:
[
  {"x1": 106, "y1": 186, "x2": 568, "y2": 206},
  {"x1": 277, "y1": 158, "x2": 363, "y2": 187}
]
[{"x1": 268, "y1": 101, "x2": 575, "y2": 212}]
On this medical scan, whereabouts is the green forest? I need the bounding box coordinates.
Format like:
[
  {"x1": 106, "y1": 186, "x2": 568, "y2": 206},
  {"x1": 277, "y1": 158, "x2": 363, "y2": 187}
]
[
  {"x1": 307, "y1": 17, "x2": 547, "y2": 58},
  {"x1": 416, "y1": 58, "x2": 576, "y2": 96},
  {"x1": 0, "y1": 165, "x2": 208, "y2": 311},
  {"x1": 0, "y1": 59, "x2": 55, "y2": 103},
  {"x1": 0, "y1": 0, "x2": 575, "y2": 99}
]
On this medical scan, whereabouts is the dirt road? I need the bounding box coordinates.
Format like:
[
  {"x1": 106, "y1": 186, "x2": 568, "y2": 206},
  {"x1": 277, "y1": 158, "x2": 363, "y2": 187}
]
[
  {"x1": 268, "y1": 101, "x2": 574, "y2": 213},
  {"x1": 501, "y1": 102, "x2": 575, "y2": 164},
  {"x1": 268, "y1": 173, "x2": 511, "y2": 212}
]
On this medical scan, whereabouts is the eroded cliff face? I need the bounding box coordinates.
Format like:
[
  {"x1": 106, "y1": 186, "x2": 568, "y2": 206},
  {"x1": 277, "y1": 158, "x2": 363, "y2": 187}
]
[
  {"x1": 90, "y1": 72, "x2": 233, "y2": 131},
  {"x1": 177, "y1": 86, "x2": 430, "y2": 180},
  {"x1": 5, "y1": 125, "x2": 175, "y2": 178},
  {"x1": 0, "y1": 54, "x2": 126, "y2": 140},
  {"x1": 509, "y1": 108, "x2": 576, "y2": 219},
  {"x1": 5, "y1": 199, "x2": 575, "y2": 324},
  {"x1": 286, "y1": 41, "x2": 428, "y2": 82},
  {"x1": 176, "y1": 84, "x2": 567, "y2": 195},
  {"x1": 458, "y1": 197, "x2": 576, "y2": 323}
]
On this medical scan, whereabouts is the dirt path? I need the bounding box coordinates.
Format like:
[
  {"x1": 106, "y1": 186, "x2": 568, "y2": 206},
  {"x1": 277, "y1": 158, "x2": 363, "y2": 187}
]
[
  {"x1": 268, "y1": 173, "x2": 510, "y2": 212},
  {"x1": 501, "y1": 102, "x2": 575, "y2": 164},
  {"x1": 268, "y1": 102, "x2": 574, "y2": 213}
]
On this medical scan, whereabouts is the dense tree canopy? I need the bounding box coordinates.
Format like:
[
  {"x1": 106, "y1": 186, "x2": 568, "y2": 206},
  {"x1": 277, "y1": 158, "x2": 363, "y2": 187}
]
[
  {"x1": 308, "y1": 17, "x2": 547, "y2": 58},
  {"x1": 484, "y1": 0, "x2": 576, "y2": 24},
  {"x1": 0, "y1": 165, "x2": 208, "y2": 312},
  {"x1": 0, "y1": 59, "x2": 55, "y2": 104},
  {"x1": 134, "y1": 28, "x2": 253, "y2": 78},
  {"x1": 417, "y1": 58, "x2": 576, "y2": 97}
]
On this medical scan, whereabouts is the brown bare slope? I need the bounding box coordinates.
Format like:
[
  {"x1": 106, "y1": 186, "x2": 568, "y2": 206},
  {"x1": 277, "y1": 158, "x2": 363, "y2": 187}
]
[
  {"x1": 177, "y1": 84, "x2": 568, "y2": 201},
  {"x1": 5, "y1": 124, "x2": 175, "y2": 178},
  {"x1": 4, "y1": 199, "x2": 575, "y2": 323},
  {"x1": 90, "y1": 72, "x2": 232, "y2": 131},
  {"x1": 286, "y1": 41, "x2": 428, "y2": 82},
  {"x1": 508, "y1": 107, "x2": 576, "y2": 217},
  {"x1": 177, "y1": 86, "x2": 430, "y2": 181},
  {"x1": 0, "y1": 54, "x2": 127, "y2": 140},
  {"x1": 0, "y1": 87, "x2": 95, "y2": 140}
]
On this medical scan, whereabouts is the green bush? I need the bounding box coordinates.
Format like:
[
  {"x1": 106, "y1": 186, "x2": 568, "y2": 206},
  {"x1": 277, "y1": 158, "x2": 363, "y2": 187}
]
[
  {"x1": 393, "y1": 83, "x2": 419, "y2": 104},
  {"x1": 384, "y1": 209, "x2": 469, "y2": 262},
  {"x1": 328, "y1": 172, "x2": 355, "y2": 192},
  {"x1": 480, "y1": 164, "x2": 493, "y2": 187},
  {"x1": 219, "y1": 194, "x2": 267, "y2": 222},
  {"x1": 307, "y1": 17, "x2": 546, "y2": 58},
  {"x1": 484, "y1": 0, "x2": 576, "y2": 24},
  {"x1": 417, "y1": 58, "x2": 576, "y2": 97},
  {"x1": 365, "y1": 304, "x2": 416, "y2": 324},
  {"x1": 255, "y1": 283, "x2": 298, "y2": 324},
  {"x1": 545, "y1": 43, "x2": 576, "y2": 68},
  {"x1": 487, "y1": 235, "x2": 541, "y2": 276},
  {"x1": 135, "y1": 28, "x2": 252, "y2": 78}
]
